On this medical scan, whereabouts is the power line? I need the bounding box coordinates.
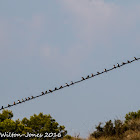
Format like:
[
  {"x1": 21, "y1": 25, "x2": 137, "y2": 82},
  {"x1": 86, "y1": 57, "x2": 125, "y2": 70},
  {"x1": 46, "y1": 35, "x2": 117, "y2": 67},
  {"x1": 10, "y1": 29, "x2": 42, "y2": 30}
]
[{"x1": 0, "y1": 57, "x2": 140, "y2": 111}]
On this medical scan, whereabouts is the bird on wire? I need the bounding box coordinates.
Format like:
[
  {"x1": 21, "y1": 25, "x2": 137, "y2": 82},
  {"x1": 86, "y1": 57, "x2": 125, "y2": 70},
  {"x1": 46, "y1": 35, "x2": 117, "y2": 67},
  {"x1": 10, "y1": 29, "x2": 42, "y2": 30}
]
[
  {"x1": 86, "y1": 75, "x2": 90, "y2": 79},
  {"x1": 104, "y1": 69, "x2": 107, "y2": 72},
  {"x1": 49, "y1": 89, "x2": 52, "y2": 93},
  {"x1": 65, "y1": 83, "x2": 69, "y2": 87},
  {"x1": 117, "y1": 63, "x2": 120, "y2": 67},
  {"x1": 59, "y1": 86, "x2": 63, "y2": 89},
  {"x1": 82, "y1": 77, "x2": 85, "y2": 80}
]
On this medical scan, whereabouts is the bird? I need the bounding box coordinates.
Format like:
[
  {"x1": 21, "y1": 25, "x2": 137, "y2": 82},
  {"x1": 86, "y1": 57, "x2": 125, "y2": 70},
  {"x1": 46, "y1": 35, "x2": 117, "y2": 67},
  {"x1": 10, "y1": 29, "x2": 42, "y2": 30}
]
[
  {"x1": 8, "y1": 104, "x2": 10, "y2": 107},
  {"x1": 122, "y1": 62, "x2": 125, "y2": 65},
  {"x1": 31, "y1": 96, "x2": 34, "y2": 99},
  {"x1": 82, "y1": 77, "x2": 85, "y2": 80},
  {"x1": 59, "y1": 86, "x2": 63, "y2": 89},
  {"x1": 18, "y1": 100, "x2": 21, "y2": 103},
  {"x1": 71, "y1": 81, "x2": 74, "y2": 85},
  {"x1": 134, "y1": 57, "x2": 137, "y2": 60},
  {"x1": 28, "y1": 97, "x2": 30, "y2": 100},
  {"x1": 25, "y1": 98, "x2": 27, "y2": 101},
  {"x1": 86, "y1": 75, "x2": 90, "y2": 79},
  {"x1": 113, "y1": 65, "x2": 116, "y2": 68},
  {"x1": 42, "y1": 92, "x2": 44, "y2": 95},
  {"x1": 97, "y1": 72, "x2": 100, "y2": 74},
  {"x1": 117, "y1": 63, "x2": 120, "y2": 67},
  {"x1": 65, "y1": 83, "x2": 69, "y2": 86},
  {"x1": 1, "y1": 106, "x2": 3, "y2": 109},
  {"x1": 127, "y1": 60, "x2": 131, "y2": 63},
  {"x1": 91, "y1": 73, "x2": 94, "y2": 77},
  {"x1": 13, "y1": 102, "x2": 16, "y2": 105},
  {"x1": 22, "y1": 99, "x2": 24, "y2": 102},
  {"x1": 104, "y1": 69, "x2": 107, "y2": 72},
  {"x1": 45, "y1": 91, "x2": 48, "y2": 94},
  {"x1": 49, "y1": 90, "x2": 52, "y2": 93},
  {"x1": 54, "y1": 87, "x2": 58, "y2": 90}
]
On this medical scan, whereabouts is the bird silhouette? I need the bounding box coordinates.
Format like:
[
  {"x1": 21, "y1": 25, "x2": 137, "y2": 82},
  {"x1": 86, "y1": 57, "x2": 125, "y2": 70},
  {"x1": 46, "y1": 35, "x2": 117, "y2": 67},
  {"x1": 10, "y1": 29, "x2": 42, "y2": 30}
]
[
  {"x1": 127, "y1": 60, "x2": 130, "y2": 63},
  {"x1": 25, "y1": 98, "x2": 27, "y2": 101},
  {"x1": 65, "y1": 83, "x2": 69, "y2": 86},
  {"x1": 134, "y1": 57, "x2": 137, "y2": 60},
  {"x1": 54, "y1": 87, "x2": 58, "y2": 90},
  {"x1": 1, "y1": 106, "x2": 3, "y2": 109},
  {"x1": 13, "y1": 102, "x2": 16, "y2": 105},
  {"x1": 49, "y1": 90, "x2": 52, "y2": 93},
  {"x1": 8, "y1": 104, "x2": 10, "y2": 107},
  {"x1": 82, "y1": 77, "x2": 85, "y2": 80},
  {"x1": 104, "y1": 69, "x2": 107, "y2": 72},
  {"x1": 42, "y1": 92, "x2": 44, "y2": 95},
  {"x1": 31, "y1": 96, "x2": 34, "y2": 99},
  {"x1": 45, "y1": 91, "x2": 48, "y2": 94},
  {"x1": 28, "y1": 97, "x2": 30, "y2": 100},
  {"x1": 97, "y1": 72, "x2": 100, "y2": 74},
  {"x1": 113, "y1": 65, "x2": 116, "y2": 68},
  {"x1": 86, "y1": 75, "x2": 90, "y2": 79},
  {"x1": 117, "y1": 63, "x2": 120, "y2": 67},
  {"x1": 122, "y1": 62, "x2": 126, "y2": 65},
  {"x1": 18, "y1": 100, "x2": 21, "y2": 103},
  {"x1": 59, "y1": 86, "x2": 63, "y2": 89},
  {"x1": 22, "y1": 99, "x2": 24, "y2": 102},
  {"x1": 91, "y1": 73, "x2": 94, "y2": 77},
  {"x1": 71, "y1": 81, "x2": 74, "y2": 85}
]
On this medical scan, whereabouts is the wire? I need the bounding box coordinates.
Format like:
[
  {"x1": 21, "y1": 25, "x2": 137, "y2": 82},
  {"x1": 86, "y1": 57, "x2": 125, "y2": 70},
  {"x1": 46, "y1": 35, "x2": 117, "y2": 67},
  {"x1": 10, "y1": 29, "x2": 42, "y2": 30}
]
[{"x1": 0, "y1": 57, "x2": 140, "y2": 111}]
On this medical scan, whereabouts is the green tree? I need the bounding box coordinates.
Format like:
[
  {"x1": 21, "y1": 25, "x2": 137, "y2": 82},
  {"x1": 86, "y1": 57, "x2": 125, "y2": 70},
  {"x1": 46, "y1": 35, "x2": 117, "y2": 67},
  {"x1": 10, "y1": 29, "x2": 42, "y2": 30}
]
[
  {"x1": 0, "y1": 110, "x2": 67, "y2": 140},
  {"x1": 21, "y1": 112, "x2": 67, "y2": 138}
]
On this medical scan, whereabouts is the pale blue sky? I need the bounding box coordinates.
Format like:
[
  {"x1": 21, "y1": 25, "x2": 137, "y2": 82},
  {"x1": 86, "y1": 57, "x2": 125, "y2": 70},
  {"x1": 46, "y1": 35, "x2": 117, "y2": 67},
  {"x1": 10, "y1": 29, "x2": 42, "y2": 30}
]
[{"x1": 0, "y1": 0, "x2": 140, "y2": 137}]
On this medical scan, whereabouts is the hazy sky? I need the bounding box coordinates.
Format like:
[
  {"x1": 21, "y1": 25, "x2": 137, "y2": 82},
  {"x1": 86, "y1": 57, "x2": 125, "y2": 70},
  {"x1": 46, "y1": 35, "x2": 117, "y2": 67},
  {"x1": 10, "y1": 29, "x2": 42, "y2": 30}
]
[{"x1": 0, "y1": 0, "x2": 140, "y2": 137}]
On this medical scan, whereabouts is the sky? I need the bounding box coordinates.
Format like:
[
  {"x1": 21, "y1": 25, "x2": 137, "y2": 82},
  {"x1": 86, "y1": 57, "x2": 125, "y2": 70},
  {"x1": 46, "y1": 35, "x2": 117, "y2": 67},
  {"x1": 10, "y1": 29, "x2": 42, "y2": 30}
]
[{"x1": 0, "y1": 0, "x2": 140, "y2": 138}]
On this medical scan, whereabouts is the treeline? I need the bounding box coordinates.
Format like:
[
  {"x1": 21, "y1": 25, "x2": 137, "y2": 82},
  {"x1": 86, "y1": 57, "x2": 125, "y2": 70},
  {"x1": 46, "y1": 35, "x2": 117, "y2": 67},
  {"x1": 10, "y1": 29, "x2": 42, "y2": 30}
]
[
  {"x1": 89, "y1": 110, "x2": 140, "y2": 140},
  {"x1": 0, "y1": 110, "x2": 67, "y2": 140},
  {"x1": 0, "y1": 109, "x2": 140, "y2": 140}
]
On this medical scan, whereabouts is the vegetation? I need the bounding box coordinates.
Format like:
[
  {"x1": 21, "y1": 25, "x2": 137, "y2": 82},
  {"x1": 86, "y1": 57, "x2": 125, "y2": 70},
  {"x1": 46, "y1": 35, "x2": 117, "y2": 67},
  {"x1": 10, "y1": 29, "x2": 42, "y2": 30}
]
[
  {"x1": 0, "y1": 110, "x2": 67, "y2": 140},
  {"x1": 0, "y1": 109, "x2": 140, "y2": 140},
  {"x1": 89, "y1": 110, "x2": 140, "y2": 140}
]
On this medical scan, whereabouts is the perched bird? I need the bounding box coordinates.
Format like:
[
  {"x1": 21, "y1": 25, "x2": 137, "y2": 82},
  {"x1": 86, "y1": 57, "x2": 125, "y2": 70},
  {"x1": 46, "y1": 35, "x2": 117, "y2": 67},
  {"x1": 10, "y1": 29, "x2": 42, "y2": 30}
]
[
  {"x1": 134, "y1": 57, "x2": 137, "y2": 60},
  {"x1": 97, "y1": 72, "x2": 100, "y2": 74},
  {"x1": 45, "y1": 91, "x2": 48, "y2": 94},
  {"x1": 122, "y1": 62, "x2": 125, "y2": 65},
  {"x1": 49, "y1": 90, "x2": 52, "y2": 93},
  {"x1": 82, "y1": 77, "x2": 85, "y2": 80},
  {"x1": 54, "y1": 87, "x2": 58, "y2": 90},
  {"x1": 127, "y1": 60, "x2": 130, "y2": 63},
  {"x1": 42, "y1": 92, "x2": 44, "y2": 95},
  {"x1": 28, "y1": 97, "x2": 30, "y2": 100},
  {"x1": 71, "y1": 81, "x2": 74, "y2": 85},
  {"x1": 31, "y1": 96, "x2": 34, "y2": 99},
  {"x1": 86, "y1": 75, "x2": 90, "y2": 79},
  {"x1": 113, "y1": 65, "x2": 116, "y2": 68},
  {"x1": 91, "y1": 73, "x2": 94, "y2": 77},
  {"x1": 1, "y1": 106, "x2": 3, "y2": 109},
  {"x1": 22, "y1": 99, "x2": 24, "y2": 102},
  {"x1": 65, "y1": 83, "x2": 69, "y2": 86},
  {"x1": 13, "y1": 102, "x2": 16, "y2": 105},
  {"x1": 25, "y1": 98, "x2": 27, "y2": 101},
  {"x1": 117, "y1": 63, "x2": 120, "y2": 67},
  {"x1": 18, "y1": 100, "x2": 21, "y2": 103},
  {"x1": 59, "y1": 86, "x2": 63, "y2": 89},
  {"x1": 104, "y1": 69, "x2": 107, "y2": 72},
  {"x1": 8, "y1": 104, "x2": 10, "y2": 107}
]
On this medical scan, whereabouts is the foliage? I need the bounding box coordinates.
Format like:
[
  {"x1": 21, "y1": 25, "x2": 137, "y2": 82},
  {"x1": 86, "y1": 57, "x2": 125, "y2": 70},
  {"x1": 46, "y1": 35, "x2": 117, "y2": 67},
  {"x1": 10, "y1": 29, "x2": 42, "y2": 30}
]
[
  {"x1": 125, "y1": 110, "x2": 140, "y2": 123},
  {"x1": 90, "y1": 109, "x2": 140, "y2": 139},
  {"x1": 0, "y1": 110, "x2": 67, "y2": 140}
]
